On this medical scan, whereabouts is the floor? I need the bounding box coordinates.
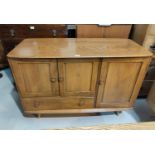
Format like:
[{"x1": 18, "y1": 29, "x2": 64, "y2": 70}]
[{"x1": 0, "y1": 68, "x2": 155, "y2": 130}]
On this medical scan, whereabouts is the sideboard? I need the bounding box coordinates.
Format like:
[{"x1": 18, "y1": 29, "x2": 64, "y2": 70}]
[{"x1": 7, "y1": 38, "x2": 152, "y2": 116}]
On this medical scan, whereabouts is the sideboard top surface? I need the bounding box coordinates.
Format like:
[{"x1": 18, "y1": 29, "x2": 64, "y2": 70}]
[{"x1": 7, "y1": 38, "x2": 153, "y2": 58}]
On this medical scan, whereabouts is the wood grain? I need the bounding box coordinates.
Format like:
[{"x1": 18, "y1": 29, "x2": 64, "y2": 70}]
[
  {"x1": 8, "y1": 38, "x2": 152, "y2": 116},
  {"x1": 96, "y1": 58, "x2": 151, "y2": 108},
  {"x1": 58, "y1": 58, "x2": 99, "y2": 97},
  {"x1": 9, "y1": 59, "x2": 59, "y2": 97},
  {"x1": 22, "y1": 97, "x2": 94, "y2": 111},
  {"x1": 7, "y1": 38, "x2": 152, "y2": 59}
]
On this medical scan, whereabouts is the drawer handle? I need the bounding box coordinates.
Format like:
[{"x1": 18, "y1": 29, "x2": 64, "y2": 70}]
[
  {"x1": 33, "y1": 102, "x2": 40, "y2": 108},
  {"x1": 79, "y1": 101, "x2": 85, "y2": 106},
  {"x1": 10, "y1": 29, "x2": 15, "y2": 37},
  {"x1": 52, "y1": 30, "x2": 57, "y2": 37},
  {"x1": 50, "y1": 77, "x2": 57, "y2": 83}
]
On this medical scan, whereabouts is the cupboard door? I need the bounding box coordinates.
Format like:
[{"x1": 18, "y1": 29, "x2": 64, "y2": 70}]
[
  {"x1": 58, "y1": 59, "x2": 99, "y2": 97},
  {"x1": 96, "y1": 58, "x2": 151, "y2": 108},
  {"x1": 9, "y1": 59, "x2": 59, "y2": 97}
]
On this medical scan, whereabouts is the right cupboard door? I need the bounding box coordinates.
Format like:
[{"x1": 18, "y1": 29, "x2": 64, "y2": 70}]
[{"x1": 96, "y1": 58, "x2": 151, "y2": 108}]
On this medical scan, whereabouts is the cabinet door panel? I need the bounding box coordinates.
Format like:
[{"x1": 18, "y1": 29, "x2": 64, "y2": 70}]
[
  {"x1": 96, "y1": 58, "x2": 150, "y2": 108},
  {"x1": 9, "y1": 59, "x2": 59, "y2": 97},
  {"x1": 58, "y1": 59, "x2": 99, "y2": 97}
]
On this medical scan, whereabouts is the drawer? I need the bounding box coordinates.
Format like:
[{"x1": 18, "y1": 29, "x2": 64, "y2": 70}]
[
  {"x1": 0, "y1": 24, "x2": 67, "y2": 38},
  {"x1": 25, "y1": 24, "x2": 67, "y2": 38},
  {"x1": 22, "y1": 97, "x2": 94, "y2": 111},
  {"x1": 0, "y1": 25, "x2": 26, "y2": 38}
]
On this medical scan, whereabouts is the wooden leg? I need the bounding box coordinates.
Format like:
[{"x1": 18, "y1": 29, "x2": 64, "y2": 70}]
[{"x1": 38, "y1": 114, "x2": 41, "y2": 118}]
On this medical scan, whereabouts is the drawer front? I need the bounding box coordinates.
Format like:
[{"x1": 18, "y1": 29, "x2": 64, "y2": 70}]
[
  {"x1": 0, "y1": 24, "x2": 67, "y2": 38},
  {"x1": 22, "y1": 97, "x2": 94, "y2": 111}
]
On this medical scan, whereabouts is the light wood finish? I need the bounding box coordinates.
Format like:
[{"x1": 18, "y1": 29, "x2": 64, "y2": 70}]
[
  {"x1": 8, "y1": 38, "x2": 152, "y2": 116},
  {"x1": 77, "y1": 24, "x2": 132, "y2": 38},
  {"x1": 22, "y1": 97, "x2": 94, "y2": 111},
  {"x1": 58, "y1": 58, "x2": 99, "y2": 97},
  {"x1": 60, "y1": 122, "x2": 155, "y2": 130},
  {"x1": 7, "y1": 38, "x2": 152, "y2": 59},
  {"x1": 9, "y1": 59, "x2": 59, "y2": 97},
  {"x1": 96, "y1": 58, "x2": 151, "y2": 108},
  {"x1": 25, "y1": 108, "x2": 130, "y2": 114}
]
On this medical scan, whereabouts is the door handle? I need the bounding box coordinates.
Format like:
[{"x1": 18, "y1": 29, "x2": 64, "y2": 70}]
[
  {"x1": 79, "y1": 100, "x2": 85, "y2": 106},
  {"x1": 50, "y1": 77, "x2": 57, "y2": 83},
  {"x1": 33, "y1": 102, "x2": 40, "y2": 108},
  {"x1": 52, "y1": 30, "x2": 57, "y2": 37}
]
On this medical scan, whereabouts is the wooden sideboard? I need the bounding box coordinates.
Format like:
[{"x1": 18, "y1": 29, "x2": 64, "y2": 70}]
[
  {"x1": 7, "y1": 38, "x2": 152, "y2": 116},
  {"x1": 0, "y1": 24, "x2": 67, "y2": 69},
  {"x1": 76, "y1": 24, "x2": 132, "y2": 38}
]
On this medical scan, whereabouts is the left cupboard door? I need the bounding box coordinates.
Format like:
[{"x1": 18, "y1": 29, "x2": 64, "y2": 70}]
[{"x1": 9, "y1": 59, "x2": 59, "y2": 97}]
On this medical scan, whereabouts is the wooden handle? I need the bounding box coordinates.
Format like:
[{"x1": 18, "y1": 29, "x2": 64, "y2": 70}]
[
  {"x1": 52, "y1": 30, "x2": 57, "y2": 37},
  {"x1": 33, "y1": 102, "x2": 40, "y2": 108},
  {"x1": 50, "y1": 77, "x2": 57, "y2": 83},
  {"x1": 79, "y1": 101, "x2": 85, "y2": 106}
]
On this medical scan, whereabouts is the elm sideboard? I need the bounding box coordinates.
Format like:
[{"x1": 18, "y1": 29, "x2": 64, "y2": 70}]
[{"x1": 7, "y1": 38, "x2": 152, "y2": 116}]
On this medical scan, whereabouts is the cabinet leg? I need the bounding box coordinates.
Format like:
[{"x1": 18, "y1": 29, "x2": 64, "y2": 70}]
[{"x1": 38, "y1": 114, "x2": 41, "y2": 118}]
